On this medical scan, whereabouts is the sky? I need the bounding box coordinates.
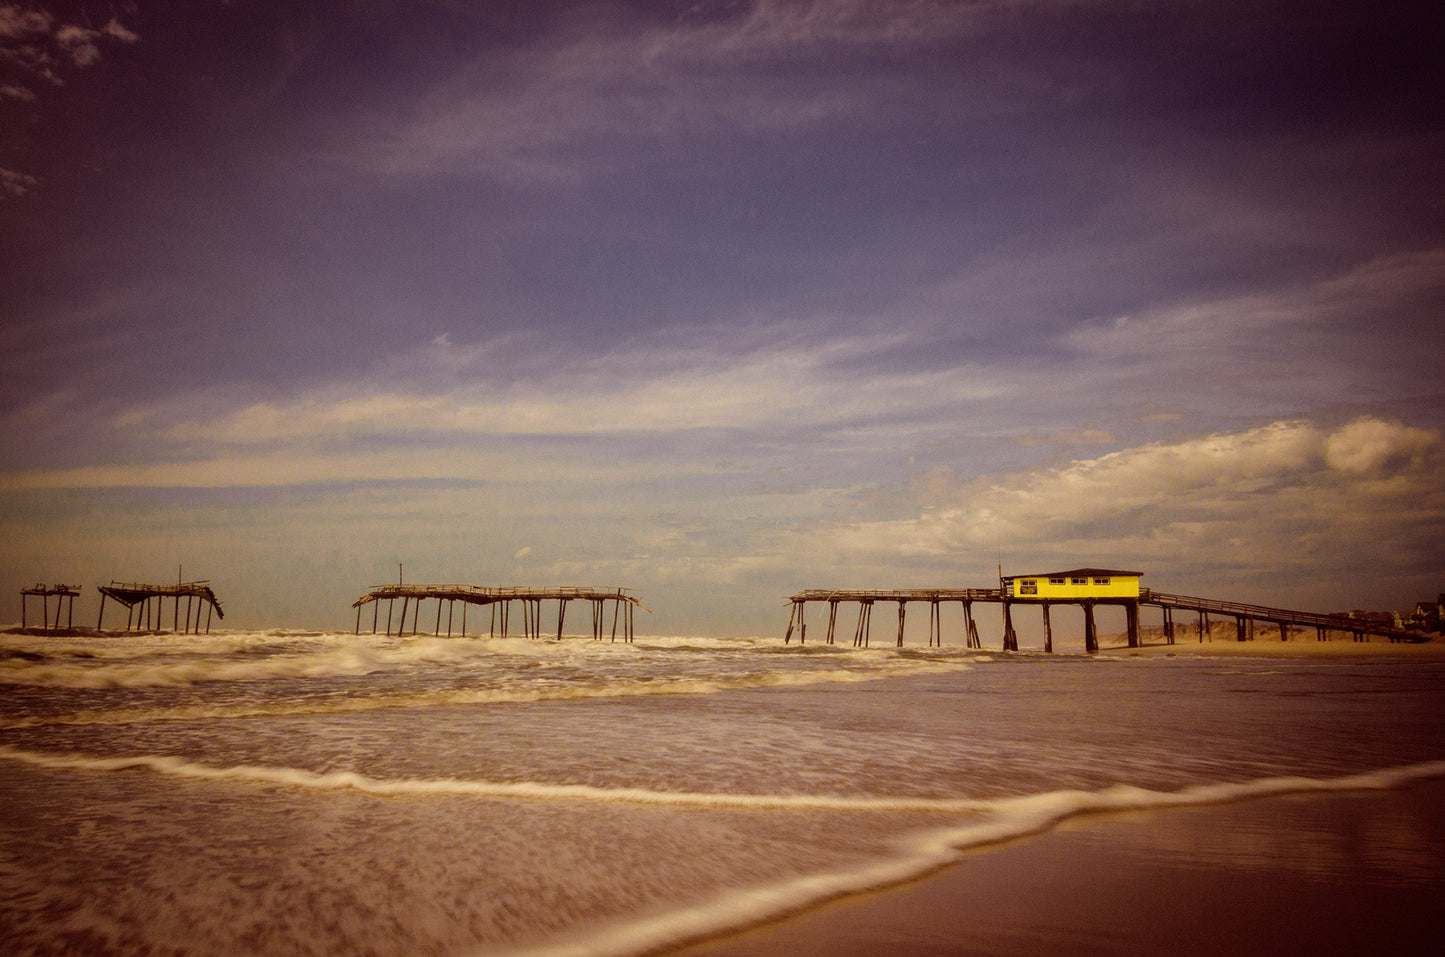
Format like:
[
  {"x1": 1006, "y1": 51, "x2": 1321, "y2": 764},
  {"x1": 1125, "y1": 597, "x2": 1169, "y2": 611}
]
[{"x1": 2, "y1": 0, "x2": 1443, "y2": 635}]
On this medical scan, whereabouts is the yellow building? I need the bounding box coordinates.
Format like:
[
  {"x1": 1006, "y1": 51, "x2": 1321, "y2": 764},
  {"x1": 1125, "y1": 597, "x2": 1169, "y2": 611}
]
[{"x1": 1006, "y1": 568, "x2": 1142, "y2": 601}]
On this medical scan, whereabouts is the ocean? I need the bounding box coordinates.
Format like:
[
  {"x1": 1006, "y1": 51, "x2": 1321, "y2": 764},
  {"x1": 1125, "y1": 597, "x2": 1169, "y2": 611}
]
[{"x1": 1, "y1": 629, "x2": 1443, "y2": 956}]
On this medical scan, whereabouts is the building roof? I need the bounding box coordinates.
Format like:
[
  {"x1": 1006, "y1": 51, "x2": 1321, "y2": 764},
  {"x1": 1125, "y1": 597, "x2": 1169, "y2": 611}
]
[{"x1": 1014, "y1": 568, "x2": 1143, "y2": 579}]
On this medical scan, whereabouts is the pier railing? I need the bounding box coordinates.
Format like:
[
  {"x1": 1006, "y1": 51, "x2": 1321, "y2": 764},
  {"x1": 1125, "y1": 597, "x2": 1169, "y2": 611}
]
[{"x1": 1141, "y1": 590, "x2": 1423, "y2": 642}]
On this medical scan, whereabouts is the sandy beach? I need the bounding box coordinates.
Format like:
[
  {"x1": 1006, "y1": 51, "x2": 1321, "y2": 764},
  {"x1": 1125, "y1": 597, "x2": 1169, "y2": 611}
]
[{"x1": 672, "y1": 775, "x2": 1445, "y2": 957}]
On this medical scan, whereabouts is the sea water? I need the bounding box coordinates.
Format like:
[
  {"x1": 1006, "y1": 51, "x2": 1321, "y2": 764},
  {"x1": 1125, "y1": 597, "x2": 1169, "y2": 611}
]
[{"x1": 1, "y1": 630, "x2": 1442, "y2": 956}]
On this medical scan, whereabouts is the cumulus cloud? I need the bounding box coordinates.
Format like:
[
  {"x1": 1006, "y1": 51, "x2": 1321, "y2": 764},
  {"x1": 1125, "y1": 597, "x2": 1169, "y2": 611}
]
[
  {"x1": 0, "y1": 4, "x2": 51, "y2": 38},
  {"x1": 1324, "y1": 417, "x2": 1437, "y2": 474},
  {"x1": 829, "y1": 417, "x2": 1445, "y2": 593}
]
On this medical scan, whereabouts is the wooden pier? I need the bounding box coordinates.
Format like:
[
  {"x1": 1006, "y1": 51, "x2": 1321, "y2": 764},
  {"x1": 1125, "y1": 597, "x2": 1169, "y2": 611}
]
[
  {"x1": 97, "y1": 580, "x2": 225, "y2": 634},
  {"x1": 351, "y1": 585, "x2": 646, "y2": 641},
  {"x1": 1141, "y1": 590, "x2": 1427, "y2": 645},
  {"x1": 20, "y1": 584, "x2": 81, "y2": 631},
  {"x1": 784, "y1": 589, "x2": 998, "y2": 648},
  {"x1": 784, "y1": 585, "x2": 1429, "y2": 651}
]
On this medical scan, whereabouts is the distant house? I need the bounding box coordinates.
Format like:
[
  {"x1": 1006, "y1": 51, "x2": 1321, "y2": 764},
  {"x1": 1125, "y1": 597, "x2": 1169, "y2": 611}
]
[
  {"x1": 1005, "y1": 568, "x2": 1142, "y2": 601},
  {"x1": 1407, "y1": 600, "x2": 1440, "y2": 632}
]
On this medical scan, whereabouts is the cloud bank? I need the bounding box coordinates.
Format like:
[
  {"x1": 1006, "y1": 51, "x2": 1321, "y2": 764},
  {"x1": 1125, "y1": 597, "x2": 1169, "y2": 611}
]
[{"x1": 828, "y1": 417, "x2": 1444, "y2": 603}]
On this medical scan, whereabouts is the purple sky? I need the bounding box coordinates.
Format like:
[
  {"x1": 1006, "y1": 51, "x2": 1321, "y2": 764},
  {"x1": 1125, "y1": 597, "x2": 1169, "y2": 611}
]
[{"x1": 3, "y1": 1, "x2": 1443, "y2": 634}]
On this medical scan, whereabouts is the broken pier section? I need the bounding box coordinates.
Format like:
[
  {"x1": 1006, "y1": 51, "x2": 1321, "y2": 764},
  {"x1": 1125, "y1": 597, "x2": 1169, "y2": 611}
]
[
  {"x1": 96, "y1": 580, "x2": 225, "y2": 634},
  {"x1": 352, "y1": 585, "x2": 645, "y2": 641},
  {"x1": 20, "y1": 584, "x2": 82, "y2": 631}
]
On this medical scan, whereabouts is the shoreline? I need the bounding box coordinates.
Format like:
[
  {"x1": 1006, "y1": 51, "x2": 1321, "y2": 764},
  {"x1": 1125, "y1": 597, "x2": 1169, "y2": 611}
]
[
  {"x1": 668, "y1": 776, "x2": 1445, "y2": 957},
  {"x1": 1098, "y1": 634, "x2": 1445, "y2": 659}
]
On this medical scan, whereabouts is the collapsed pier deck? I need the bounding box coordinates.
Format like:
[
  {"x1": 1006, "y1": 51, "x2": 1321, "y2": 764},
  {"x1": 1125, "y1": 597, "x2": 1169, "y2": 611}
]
[{"x1": 96, "y1": 580, "x2": 225, "y2": 634}]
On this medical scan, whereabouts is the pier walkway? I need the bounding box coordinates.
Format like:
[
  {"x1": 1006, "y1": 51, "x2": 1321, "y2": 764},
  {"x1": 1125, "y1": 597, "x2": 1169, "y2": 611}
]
[
  {"x1": 1141, "y1": 590, "x2": 1425, "y2": 644},
  {"x1": 352, "y1": 585, "x2": 645, "y2": 641}
]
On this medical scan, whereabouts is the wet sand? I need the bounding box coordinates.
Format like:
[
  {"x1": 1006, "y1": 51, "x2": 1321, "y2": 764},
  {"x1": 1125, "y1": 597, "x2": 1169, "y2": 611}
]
[{"x1": 671, "y1": 778, "x2": 1445, "y2": 957}]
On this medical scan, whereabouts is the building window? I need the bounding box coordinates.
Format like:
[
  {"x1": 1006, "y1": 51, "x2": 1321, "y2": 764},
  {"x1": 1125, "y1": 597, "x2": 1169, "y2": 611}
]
[
  {"x1": 1071, "y1": 577, "x2": 1088, "y2": 585},
  {"x1": 1049, "y1": 577, "x2": 1065, "y2": 585},
  {"x1": 1094, "y1": 577, "x2": 1110, "y2": 586},
  {"x1": 1020, "y1": 580, "x2": 1038, "y2": 595}
]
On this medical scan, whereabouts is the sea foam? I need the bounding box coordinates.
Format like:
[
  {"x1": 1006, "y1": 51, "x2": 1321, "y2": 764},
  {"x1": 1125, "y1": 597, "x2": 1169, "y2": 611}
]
[{"x1": 493, "y1": 759, "x2": 1445, "y2": 957}]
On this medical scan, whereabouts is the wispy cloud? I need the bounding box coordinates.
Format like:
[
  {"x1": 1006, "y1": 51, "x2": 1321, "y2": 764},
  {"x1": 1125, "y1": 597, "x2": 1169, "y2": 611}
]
[
  {"x1": 1067, "y1": 250, "x2": 1445, "y2": 361},
  {"x1": 110, "y1": 332, "x2": 1011, "y2": 449},
  {"x1": 348, "y1": 0, "x2": 1014, "y2": 181}
]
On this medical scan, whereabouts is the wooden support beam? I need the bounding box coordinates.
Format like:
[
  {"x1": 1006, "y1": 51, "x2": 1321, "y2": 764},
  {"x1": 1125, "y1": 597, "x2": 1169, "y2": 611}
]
[
  {"x1": 1083, "y1": 602, "x2": 1098, "y2": 653},
  {"x1": 896, "y1": 600, "x2": 907, "y2": 647},
  {"x1": 853, "y1": 601, "x2": 872, "y2": 647},
  {"x1": 1002, "y1": 601, "x2": 1018, "y2": 651},
  {"x1": 827, "y1": 601, "x2": 839, "y2": 645},
  {"x1": 1236, "y1": 616, "x2": 1247, "y2": 642},
  {"x1": 1042, "y1": 602, "x2": 1053, "y2": 654},
  {"x1": 963, "y1": 600, "x2": 980, "y2": 649},
  {"x1": 1127, "y1": 601, "x2": 1139, "y2": 648}
]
